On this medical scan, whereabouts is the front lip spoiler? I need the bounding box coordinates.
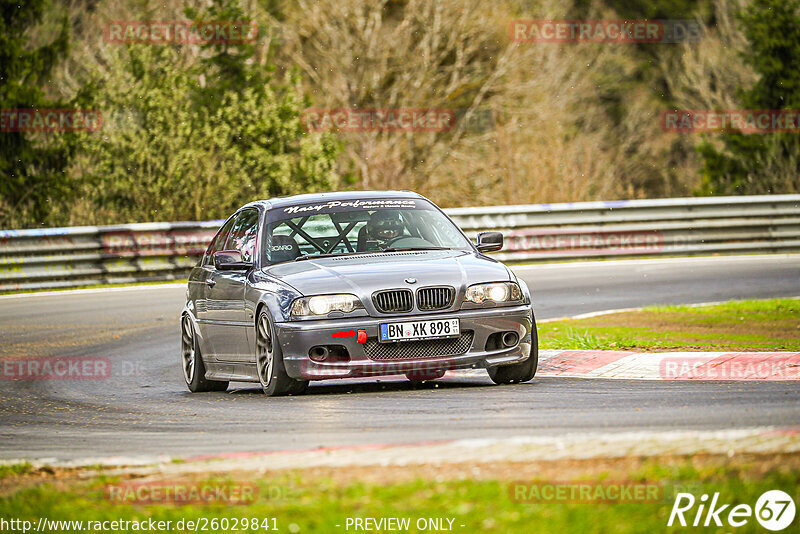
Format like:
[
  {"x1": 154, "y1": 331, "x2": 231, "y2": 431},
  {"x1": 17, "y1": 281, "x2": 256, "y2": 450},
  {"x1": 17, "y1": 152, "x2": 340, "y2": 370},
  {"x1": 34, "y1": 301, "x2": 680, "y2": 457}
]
[
  {"x1": 275, "y1": 305, "x2": 534, "y2": 380},
  {"x1": 292, "y1": 344, "x2": 533, "y2": 379}
]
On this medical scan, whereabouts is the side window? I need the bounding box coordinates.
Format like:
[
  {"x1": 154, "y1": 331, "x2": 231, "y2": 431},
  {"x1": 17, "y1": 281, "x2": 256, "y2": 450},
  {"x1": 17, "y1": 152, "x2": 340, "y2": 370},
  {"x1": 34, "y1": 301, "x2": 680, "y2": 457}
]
[
  {"x1": 204, "y1": 216, "x2": 237, "y2": 266},
  {"x1": 225, "y1": 209, "x2": 259, "y2": 263}
]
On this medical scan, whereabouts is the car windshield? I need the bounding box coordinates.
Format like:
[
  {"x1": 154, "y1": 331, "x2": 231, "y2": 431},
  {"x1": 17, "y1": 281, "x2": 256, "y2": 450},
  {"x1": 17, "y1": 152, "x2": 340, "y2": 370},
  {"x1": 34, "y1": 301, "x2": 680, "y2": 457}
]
[{"x1": 263, "y1": 198, "x2": 472, "y2": 264}]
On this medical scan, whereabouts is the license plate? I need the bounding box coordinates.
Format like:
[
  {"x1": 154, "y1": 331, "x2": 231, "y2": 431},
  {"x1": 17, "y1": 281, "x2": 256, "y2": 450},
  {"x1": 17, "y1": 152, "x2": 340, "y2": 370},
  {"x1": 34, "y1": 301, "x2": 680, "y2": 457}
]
[{"x1": 379, "y1": 319, "x2": 460, "y2": 343}]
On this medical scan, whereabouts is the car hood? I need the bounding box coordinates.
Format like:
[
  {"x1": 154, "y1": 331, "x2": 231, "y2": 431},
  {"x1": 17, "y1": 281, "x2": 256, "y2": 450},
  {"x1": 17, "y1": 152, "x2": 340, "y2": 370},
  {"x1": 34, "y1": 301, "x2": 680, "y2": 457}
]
[{"x1": 262, "y1": 250, "x2": 511, "y2": 297}]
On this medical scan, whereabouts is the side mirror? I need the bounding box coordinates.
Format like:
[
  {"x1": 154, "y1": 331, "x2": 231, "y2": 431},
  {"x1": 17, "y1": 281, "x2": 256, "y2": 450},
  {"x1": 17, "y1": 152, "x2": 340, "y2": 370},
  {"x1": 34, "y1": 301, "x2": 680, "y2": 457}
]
[
  {"x1": 476, "y1": 231, "x2": 503, "y2": 253},
  {"x1": 213, "y1": 250, "x2": 252, "y2": 271}
]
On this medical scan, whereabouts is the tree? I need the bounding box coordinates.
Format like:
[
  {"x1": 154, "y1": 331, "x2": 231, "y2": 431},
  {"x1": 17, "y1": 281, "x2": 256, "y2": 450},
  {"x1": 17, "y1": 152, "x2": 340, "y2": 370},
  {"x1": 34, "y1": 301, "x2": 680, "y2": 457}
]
[
  {"x1": 273, "y1": 0, "x2": 670, "y2": 205},
  {"x1": 74, "y1": 0, "x2": 339, "y2": 223},
  {"x1": 0, "y1": 0, "x2": 72, "y2": 227},
  {"x1": 698, "y1": 0, "x2": 800, "y2": 194}
]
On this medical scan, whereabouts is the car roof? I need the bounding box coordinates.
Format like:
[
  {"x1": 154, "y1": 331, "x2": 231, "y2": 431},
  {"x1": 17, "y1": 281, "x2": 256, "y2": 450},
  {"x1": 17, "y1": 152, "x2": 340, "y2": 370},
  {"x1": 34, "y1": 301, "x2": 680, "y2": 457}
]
[{"x1": 241, "y1": 190, "x2": 426, "y2": 210}]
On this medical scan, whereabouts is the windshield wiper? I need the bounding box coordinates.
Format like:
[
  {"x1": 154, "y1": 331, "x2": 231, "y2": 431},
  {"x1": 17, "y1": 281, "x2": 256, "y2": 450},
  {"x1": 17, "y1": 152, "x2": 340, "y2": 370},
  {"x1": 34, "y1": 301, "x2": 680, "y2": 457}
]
[
  {"x1": 381, "y1": 246, "x2": 451, "y2": 253},
  {"x1": 294, "y1": 247, "x2": 451, "y2": 260},
  {"x1": 295, "y1": 251, "x2": 373, "y2": 261}
]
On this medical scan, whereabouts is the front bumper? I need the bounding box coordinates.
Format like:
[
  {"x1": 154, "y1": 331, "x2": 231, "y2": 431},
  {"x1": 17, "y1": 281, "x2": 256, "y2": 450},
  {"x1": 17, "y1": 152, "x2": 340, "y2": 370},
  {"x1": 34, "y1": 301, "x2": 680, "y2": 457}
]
[{"x1": 276, "y1": 305, "x2": 533, "y2": 380}]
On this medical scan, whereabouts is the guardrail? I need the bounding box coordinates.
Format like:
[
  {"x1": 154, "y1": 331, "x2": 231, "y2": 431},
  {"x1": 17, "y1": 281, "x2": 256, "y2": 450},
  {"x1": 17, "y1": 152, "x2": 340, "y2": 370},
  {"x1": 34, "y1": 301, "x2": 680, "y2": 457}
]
[{"x1": 1, "y1": 194, "x2": 798, "y2": 292}]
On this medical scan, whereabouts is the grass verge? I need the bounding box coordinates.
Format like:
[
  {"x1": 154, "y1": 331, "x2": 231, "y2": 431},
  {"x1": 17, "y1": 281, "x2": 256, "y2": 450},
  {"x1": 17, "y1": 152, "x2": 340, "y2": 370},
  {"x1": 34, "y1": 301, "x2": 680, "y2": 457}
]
[
  {"x1": 0, "y1": 455, "x2": 797, "y2": 533},
  {"x1": 539, "y1": 298, "x2": 800, "y2": 351},
  {"x1": 0, "y1": 463, "x2": 32, "y2": 480}
]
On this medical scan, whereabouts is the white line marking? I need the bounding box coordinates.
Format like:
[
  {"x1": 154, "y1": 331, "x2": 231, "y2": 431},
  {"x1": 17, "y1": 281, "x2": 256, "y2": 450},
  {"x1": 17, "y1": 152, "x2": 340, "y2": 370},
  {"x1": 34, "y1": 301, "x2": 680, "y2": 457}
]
[
  {"x1": 511, "y1": 253, "x2": 800, "y2": 270},
  {"x1": 538, "y1": 296, "x2": 800, "y2": 323},
  {"x1": 0, "y1": 283, "x2": 186, "y2": 300},
  {"x1": 539, "y1": 307, "x2": 643, "y2": 323}
]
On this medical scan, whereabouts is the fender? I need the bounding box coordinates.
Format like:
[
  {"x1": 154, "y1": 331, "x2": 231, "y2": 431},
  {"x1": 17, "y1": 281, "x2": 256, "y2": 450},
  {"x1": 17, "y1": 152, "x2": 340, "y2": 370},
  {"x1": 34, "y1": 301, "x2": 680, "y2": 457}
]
[{"x1": 181, "y1": 302, "x2": 213, "y2": 363}]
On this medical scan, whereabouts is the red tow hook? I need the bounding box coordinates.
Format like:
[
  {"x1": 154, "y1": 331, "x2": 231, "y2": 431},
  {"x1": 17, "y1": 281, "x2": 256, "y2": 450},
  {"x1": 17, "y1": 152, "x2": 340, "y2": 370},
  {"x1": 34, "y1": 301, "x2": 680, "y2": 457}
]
[{"x1": 331, "y1": 329, "x2": 368, "y2": 343}]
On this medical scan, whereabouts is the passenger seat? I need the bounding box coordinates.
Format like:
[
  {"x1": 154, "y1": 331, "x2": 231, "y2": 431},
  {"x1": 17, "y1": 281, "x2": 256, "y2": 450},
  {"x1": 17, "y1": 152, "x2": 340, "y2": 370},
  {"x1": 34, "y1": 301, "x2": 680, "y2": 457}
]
[{"x1": 269, "y1": 235, "x2": 301, "y2": 263}]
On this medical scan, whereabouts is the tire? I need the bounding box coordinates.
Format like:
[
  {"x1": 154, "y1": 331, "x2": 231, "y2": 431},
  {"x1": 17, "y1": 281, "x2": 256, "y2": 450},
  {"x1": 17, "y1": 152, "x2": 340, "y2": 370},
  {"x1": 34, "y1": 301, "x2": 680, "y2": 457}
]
[
  {"x1": 405, "y1": 370, "x2": 446, "y2": 382},
  {"x1": 181, "y1": 314, "x2": 228, "y2": 392},
  {"x1": 256, "y1": 310, "x2": 308, "y2": 397},
  {"x1": 487, "y1": 316, "x2": 539, "y2": 385}
]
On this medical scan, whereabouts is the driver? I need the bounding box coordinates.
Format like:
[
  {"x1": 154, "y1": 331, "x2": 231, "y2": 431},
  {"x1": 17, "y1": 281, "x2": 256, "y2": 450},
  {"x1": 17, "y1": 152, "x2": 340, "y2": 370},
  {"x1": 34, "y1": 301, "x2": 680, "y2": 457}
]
[{"x1": 358, "y1": 210, "x2": 405, "y2": 251}]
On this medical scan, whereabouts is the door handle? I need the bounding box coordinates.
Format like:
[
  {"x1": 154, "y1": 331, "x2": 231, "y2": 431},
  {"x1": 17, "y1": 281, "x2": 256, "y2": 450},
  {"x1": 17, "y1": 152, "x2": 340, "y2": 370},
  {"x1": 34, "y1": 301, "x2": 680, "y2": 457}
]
[{"x1": 206, "y1": 278, "x2": 216, "y2": 288}]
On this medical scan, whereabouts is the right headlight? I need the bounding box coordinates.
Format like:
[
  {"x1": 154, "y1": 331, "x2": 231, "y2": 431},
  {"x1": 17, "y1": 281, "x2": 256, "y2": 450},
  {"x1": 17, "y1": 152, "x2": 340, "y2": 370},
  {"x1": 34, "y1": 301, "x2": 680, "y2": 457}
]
[
  {"x1": 464, "y1": 282, "x2": 522, "y2": 304},
  {"x1": 290, "y1": 294, "x2": 363, "y2": 317}
]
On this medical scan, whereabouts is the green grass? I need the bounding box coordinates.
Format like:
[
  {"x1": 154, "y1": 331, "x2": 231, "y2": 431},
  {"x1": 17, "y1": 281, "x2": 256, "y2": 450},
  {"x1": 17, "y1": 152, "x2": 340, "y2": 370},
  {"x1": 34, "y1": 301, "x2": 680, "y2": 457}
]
[
  {"x1": 0, "y1": 460, "x2": 797, "y2": 533},
  {"x1": 539, "y1": 298, "x2": 800, "y2": 351},
  {"x1": 0, "y1": 463, "x2": 32, "y2": 479}
]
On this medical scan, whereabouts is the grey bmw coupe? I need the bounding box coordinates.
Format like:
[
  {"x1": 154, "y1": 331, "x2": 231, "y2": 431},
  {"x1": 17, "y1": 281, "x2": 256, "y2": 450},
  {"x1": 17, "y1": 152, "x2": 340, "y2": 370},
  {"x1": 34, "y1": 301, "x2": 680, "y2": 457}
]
[{"x1": 181, "y1": 191, "x2": 538, "y2": 396}]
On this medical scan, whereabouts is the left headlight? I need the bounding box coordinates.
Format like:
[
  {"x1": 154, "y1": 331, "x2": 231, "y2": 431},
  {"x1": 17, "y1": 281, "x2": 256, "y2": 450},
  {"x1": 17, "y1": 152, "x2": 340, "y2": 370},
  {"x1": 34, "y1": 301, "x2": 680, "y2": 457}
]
[
  {"x1": 464, "y1": 282, "x2": 522, "y2": 304},
  {"x1": 290, "y1": 294, "x2": 363, "y2": 317}
]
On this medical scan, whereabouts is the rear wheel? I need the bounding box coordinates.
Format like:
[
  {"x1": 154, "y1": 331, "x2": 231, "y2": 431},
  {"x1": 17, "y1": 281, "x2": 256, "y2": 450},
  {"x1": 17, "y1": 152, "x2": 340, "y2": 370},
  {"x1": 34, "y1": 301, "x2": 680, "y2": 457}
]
[
  {"x1": 487, "y1": 318, "x2": 539, "y2": 385},
  {"x1": 182, "y1": 315, "x2": 228, "y2": 392},
  {"x1": 256, "y1": 310, "x2": 308, "y2": 397}
]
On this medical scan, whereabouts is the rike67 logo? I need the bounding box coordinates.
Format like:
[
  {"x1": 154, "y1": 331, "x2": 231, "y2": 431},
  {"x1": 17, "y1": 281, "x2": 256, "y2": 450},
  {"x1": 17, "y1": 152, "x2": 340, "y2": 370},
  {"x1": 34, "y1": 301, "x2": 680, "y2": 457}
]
[{"x1": 668, "y1": 490, "x2": 796, "y2": 531}]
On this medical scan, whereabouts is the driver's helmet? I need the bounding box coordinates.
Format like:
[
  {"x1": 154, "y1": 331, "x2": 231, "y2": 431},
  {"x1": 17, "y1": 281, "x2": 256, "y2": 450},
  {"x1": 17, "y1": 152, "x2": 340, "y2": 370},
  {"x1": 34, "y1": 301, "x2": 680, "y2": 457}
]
[{"x1": 366, "y1": 210, "x2": 404, "y2": 242}]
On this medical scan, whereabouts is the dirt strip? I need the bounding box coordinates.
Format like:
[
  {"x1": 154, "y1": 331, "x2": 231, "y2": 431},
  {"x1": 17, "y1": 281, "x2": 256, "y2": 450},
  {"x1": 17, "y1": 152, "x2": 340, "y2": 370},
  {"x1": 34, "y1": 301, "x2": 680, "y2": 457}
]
[{"x1": 6, "y1": 427, "x2": 797, "y2": 477}]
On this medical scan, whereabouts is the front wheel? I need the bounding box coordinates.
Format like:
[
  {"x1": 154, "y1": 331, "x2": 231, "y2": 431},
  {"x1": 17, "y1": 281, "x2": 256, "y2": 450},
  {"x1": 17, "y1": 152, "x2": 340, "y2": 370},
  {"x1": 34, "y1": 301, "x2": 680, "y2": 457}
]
[
  {"x1": 487, "y1": 317, "x2": 539, "y2": 385},
  {"x1": 255, "y1": 310, "x2": 308, "y2": 397},
  {"x1": 181, "y1": 315, "x2": 228, "y2": 392}
]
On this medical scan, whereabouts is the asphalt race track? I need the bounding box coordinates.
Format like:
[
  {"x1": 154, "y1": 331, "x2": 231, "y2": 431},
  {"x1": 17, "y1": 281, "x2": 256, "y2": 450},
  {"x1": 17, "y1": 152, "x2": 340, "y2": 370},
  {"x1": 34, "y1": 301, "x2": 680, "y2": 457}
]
[{"x1": 1, "y1": 254, "x2": 799, "y2": 461}]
